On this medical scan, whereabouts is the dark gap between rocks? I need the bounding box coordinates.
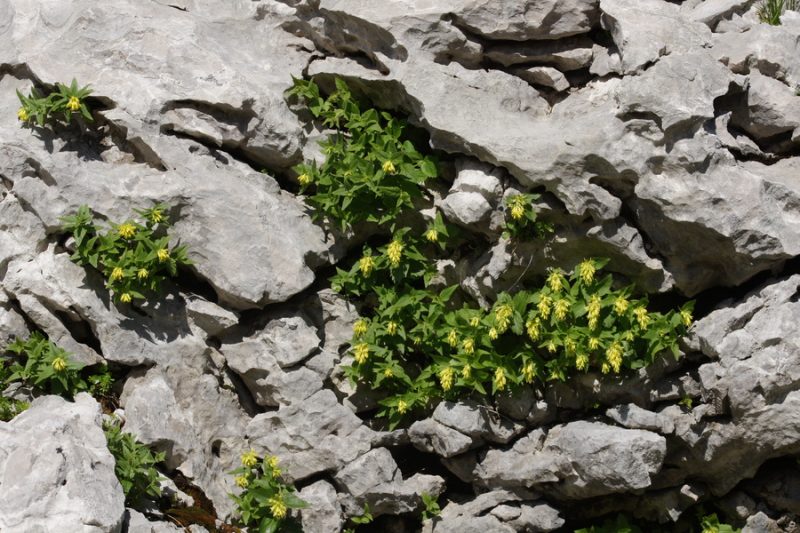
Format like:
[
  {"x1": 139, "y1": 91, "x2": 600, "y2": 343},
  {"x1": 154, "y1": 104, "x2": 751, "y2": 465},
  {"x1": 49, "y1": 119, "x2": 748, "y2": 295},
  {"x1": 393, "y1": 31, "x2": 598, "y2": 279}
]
[{"x1": 51, "y1": 307, "x2": 104, "y2": 355}]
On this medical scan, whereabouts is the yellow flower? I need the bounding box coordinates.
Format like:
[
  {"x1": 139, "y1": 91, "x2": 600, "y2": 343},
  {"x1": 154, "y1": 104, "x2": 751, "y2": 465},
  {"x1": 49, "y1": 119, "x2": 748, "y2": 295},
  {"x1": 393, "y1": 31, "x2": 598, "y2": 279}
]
[
  {"x1": 268, "y1": 495, "x2": 287, "y2": 519},
  {"x1": 241, "y1": 449, "x2": 258, "y2": 468},
  {"x1": 613, "y1": 296, "x2": 629, "y2": 316},
  {"x1": 267, "y1": 455, "x2": 280, "y2": 471},
  {"x1": 118, "y1": 223, "x2": 136, "y2": 239},
  {"x1": 383, "y1": 367, "x2": 394, "y2": 378},
  {"x1": 537, "y1": 295, "x2": 552, "y2": 319},
  {"x1": 386, "y1": 240, "x2": 403, "y2": 268},
  {"x1": 17, "y1": 107, "x2": 29, "y2": 121},
  {"x1": 588, "y1": 337, "x2": 600, "y2": 350},
  {"x1": 576, "y1": 352, "x2": 589, "y2": 371},
  {"x1": 234, "y1": 475, "x2": 249, "y2": 488},
  {"x1": 680, "y1": 309, "x2": 693, "y2": 327},
  {"x1": 565, "y1": 338, "x2": 577, "y2": 354},
  {"x1": 462, "y1": 337, "x2": 475, "y2": 354},
  {"x1": 397, "y1": 400, "x2": 409, "y2": 414},
  {"x1": 439, "y1": 367, "x2": 454, "y2": 391},
  {"x1": 353, "y1": 318, "x2": 369, "y2": 337},
  {"x1": 425, "y1": 228, "x2": 438, "y2": 242},
  {"x1": 382, "y1": 160, "x2": 396, "y2": 174},
  {"x1": 469, "y1": 316, "x2": 480, "y2": 328},
  {"x1": 120, "y1": 293, "x2": 132, "y2": 303},
  {"x1": 66, "y1": 96, "x2": 81, "y2": 112},
  {"x1": 149, "y1": 208, "x2": 163, "y2": 224},
  {"x1": 494, "y1": 304, "x2": 513, "y2": 333},
  {"x1": 461, "y1": 364, "x2": 471, "y2": 379},
  {"x1": 488, "y1": 327, "x2": 498, "y2": 340},
  {"x1": 578, "y1": 259, "x2": 596, "y2": 285},
  {"x1": 386, "y1": 321, "x2": 398, "y2": 335},
  {"x1": 522, "y1": 361, "x2": 536, "y2": 383},
  {"x1": 52, "y1": 357, "x2": 67, "y2": 372},
  {"x1": 547, "y1": 270, "x2": 565, "y2": 293},
  {"x1": 606, "y1": 342, "x2": 623, "y2": 373},
  {"x1": 526, "y1": 318, "x2": 541, "y2": 342},
  {"x1": 634, "y1": 306, "x2": 650, "y2": 329},
  {"x1": 353, "y1": 343, "x2": 369, "y2": 364},
  {"x1": 547, "y1": 340, "x2": 557, "y2": 353},
  {"x1": 623, "y1": 330, "x2": 635, "y2": 342},
  {"x1": 494, "y1": 367, "x2": 507, "y2": 391},
  {"x1": 554, "y1": 299, "x2": 569, "y2": 322},
  {"x1": 110, "y1": 267, "x2": 125, "y2": 281},
  {"x1": 507, "y1": 195, "x2": 527, "y2": 221},
  {"x1": 447, "y1": 329, "x2": 458, "y2": 348},
  {"x1": 510, "y1": 203, "x2": 525, "y2": 220},
  {"x1": 587, "y1": 295, "x2": 601, "y2": 330},
  {"x1": 157, "y1": 248, "x2": 170, "y2": 262},
  {"x1": 601, "y1": 362, "x2": 610, "y2": 374},
  {"x1": 137, "y1": 268, "x2": 148, "y2": 280},
  {"x1": 297, "y1": 173, "x2": 312, "y2": 186},
  {"x1": 359, "y1": 255, "x2": 375, "y2": 276}
]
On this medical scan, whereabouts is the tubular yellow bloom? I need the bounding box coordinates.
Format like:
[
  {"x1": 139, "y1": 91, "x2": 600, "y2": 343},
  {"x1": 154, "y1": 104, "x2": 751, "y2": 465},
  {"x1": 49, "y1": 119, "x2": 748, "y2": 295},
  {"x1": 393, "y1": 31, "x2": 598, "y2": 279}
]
[
  {"x1": 267, "y1": 455, "x2": 280, "y2": 470},
  {"x1": 565, "y1": 338, "x2": 577, "y2": 354},
  {"x1": 601, "y1": 362, "x2": 611, "y2": 374},
  {"x1": 241, "y1": 449, "x2": 258, "y2": 468},
  {"x1": 66, "y1": 96, "x2": 81, "y2": 112},
  {"x1": 359, "y1": 255, "x2": 375, "y2": 276},
  {"x1": 268, "y1": 495, "x2": 287, "y2": 519},
  {"x1": 606, "y1": 342, "x2": 623, "y2": 373},
  {"x1": 425, "y1": 228, "x2": 439, "y2": 242},
  {"x1": 382, "y1": 160, "x2": 396, "y2": 174},
  {"x1": 383, "y1": 368, "x2": 394, "y2": 378},
  {"x1": 397, "y1": 400, "x2": 409, "y2": 414},
  {"x1": 547, "y1": 340, "x2": 557, "y2": 353},
  {"x1": 588, "y1": 337, "x2": 601, "y2": 350},
  {"x1": 494, "y1": 367, "x2": 507, "y2": 391},
  {"x1": 578, "y1": 259, "x2": 596, "y2": 285},
  {"x1": 526, "y1": 318, "x2": 541, "y2": 342},
  {"x1": 353, "y1": 343, "x2": 370, "y2": 364},
  {"x1": 623, "y1": 330, "x2": 635, "y2": 342},
  {"x1": 510, "y1": 203, "x2": 525, "y2": 220},
  {"x1": 297, "y1": 173, "x2": 312, "y2": 186},
  {"x1": 118, "y1": 223, "x2": 136, "y2": 239},
  {"x1": 537, "y1": 295, "x2": 552, "y2": 319},
  {"x1": 52, "y1": 357, "x2": 67, "y2": 372},
  {"x1": 17, "y1": 107, "x2": 29, "y2": 121},
  {"x1": 494, "y1": 304, "x2": 513, "y2": 333},
  {"x1": 157, "y1": 248, "x2": 170, "y2": 262},
  {"x1": 353, "y1": 319, "x2": 369, "y2": 337},
  {"x1": 634, "y1": 306, "x2": 650, "y2": 329},
  {"x1": 462, "y1": 337, "x2": 475, "y2": 354},
  {"x1": 386, "y1": 321, "x2": 398, "y2": 335},
  {"x1": 386, "y1": 240, "x2": 403, "y2": 267},
  {"x1": 469, "y1": 316, "x2": 480, "y2": 328},
  {"x1": 587, "y1": 295, "x2": 601, "y2": 330},
  {"x1": 576, "y1": 352, "x2": 589, "y2": 371},
  {"x1": 680, "y1": 309, "x2": 693, "y2": 327},
  {"x1": 613, "y1": 296, "x2": 629, "y2": 316},
  {"x1": 488, "y1": 327, "x2": 498, "y2": 340},
  {"x1": 447, "y1": 329, "x2": 458, "y2": 347},
  {"x1": 554, "y1": 299, "x2": 570, "y2": 322},
  {"x1": 110, "y1": 267, "x2": 125, "y2": 281},
  {"x1": 120, "y1": 293, "x2": 132, "y2": 303},
  {"x1": 137, "y1": 268, "x2": 149, "y2": 280},
  {"x1": 439, "y1": 367, "x2": 455, "y2": 391},
  {"x1": 149, "y1": 209, "x2": 163, "y2": 224},
  {"x1": 547, "y1": 271, "x2": 565, "y2": 292},
  {"x1": 461, "y1": 364, "x2": 471, "y2": 379},
  {"x1": 522, "y1": 361, "x2": 536, "y2": 383},
  {"x1": 234, "y1": 475, "x2": 249, "y2": 488}
]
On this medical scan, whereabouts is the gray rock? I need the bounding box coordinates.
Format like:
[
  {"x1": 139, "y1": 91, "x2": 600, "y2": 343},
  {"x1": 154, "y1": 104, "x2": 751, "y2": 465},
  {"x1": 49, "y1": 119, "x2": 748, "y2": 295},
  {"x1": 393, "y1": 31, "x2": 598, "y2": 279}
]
[
  {"x1": 125, "y1": 509, "x2": 184, "y2": 533},
  {"x1": 335, "y1": 447, "x2": 401, "y2": 498},
  {"x1": 0, "y1": 394, "x2": 125, "y2": 532},
  {"x1": 486, "y1": 37, "x2": 595, "y2": 71},
  {"x1": 514, "y1": 66, "x2": 571, "y2": 92},
  {"x1": 425, "y1": 490, "x2": 553, "y2": 533},
  {"x1": 731, "y1": 70, "x2": 800, "y2": 143},
  {"x1": 606, "y1": 403, "x2": 675, "y2": 434},
  {"x1": 441, "y1": 191, "x2": 493, "y2": 228},
  {"x1": 743, "y1": 512, "x2": 783, "y2": 533},
  {"x1": 452, "y1": 159, "x2": 505, "y2": 201},
  {"x1": 432, "y1": 400, "x2": 525, "y2": 444},
  {"x1": 408, "y1": 418, "x2": 475, "y2": 458},
  {"x1": 687, "y1": 0, "x2": 756, "y2": 29},
  {"x1": 185, "y1": 297, "x2": 238, "y2": 337},
  {"x1": 509, "y1": 501, "x2": 565, "y2": 531},
  {"x1": 298, "y1": 480, "x2": 343, "y2": 533}
]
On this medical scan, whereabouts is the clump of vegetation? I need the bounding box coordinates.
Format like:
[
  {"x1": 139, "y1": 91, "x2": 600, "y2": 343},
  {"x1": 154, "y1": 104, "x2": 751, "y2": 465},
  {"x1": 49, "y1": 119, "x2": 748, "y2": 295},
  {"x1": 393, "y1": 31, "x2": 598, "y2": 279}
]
[
  {"x1": 104, "y1": 418, "x2": 165, "y2": 506},
  {"x1": 0, "y1": 396, "x2": 29, "y2": 422},
  {"x1": 229, "y1": 450, "x2": 308, "y2": 532},
  {"x1": 2, "y1": 332, "x2": 113, "y2": 401},
  {"x1": 16, "y1": 78, "x2": 93, "y2": 126},
  {"x1": 575, "y1": 512, "x2": 740, "y2": 533},
  {"x1": 61, "y1": 204, "x2": 191, "y2": 304},
  {"x1": 757, "y1": 0, "x2": 799, "y2": 25},
  {"x1": 288, "y1": 77, "x2": 694, "y2": 428}
]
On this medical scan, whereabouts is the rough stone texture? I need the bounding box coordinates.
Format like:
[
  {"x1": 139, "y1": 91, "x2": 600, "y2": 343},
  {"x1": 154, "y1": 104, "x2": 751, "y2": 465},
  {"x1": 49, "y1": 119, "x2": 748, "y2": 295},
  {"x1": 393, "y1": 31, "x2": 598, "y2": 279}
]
[
  {"x1": 0, "y1": 394, "x2": 126, "y2": 532},
  {"x1": 298, "y1": 480, "x2": 343, "y2": 533}
]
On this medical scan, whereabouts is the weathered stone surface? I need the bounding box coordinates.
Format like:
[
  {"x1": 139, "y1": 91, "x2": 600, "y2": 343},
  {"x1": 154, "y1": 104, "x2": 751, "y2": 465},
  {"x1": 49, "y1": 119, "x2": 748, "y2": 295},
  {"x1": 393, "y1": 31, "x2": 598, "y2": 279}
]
[
  {"x1": 606, "y1": 403, "x2": 675, "y2": 434},
  {"x1": 0, "y1": 394, "x2": 125, "y2": 532},
  {"x1": 298, "y1": 480, "x2": 343, "y2": 533},
  {"x1": 485, "y1": 37, "x2": 595, "y2": 71},
  {"x1": 125, "y1": 509, "x2": 184, "y2": 533},
  {"x1": 730, "y1": 70, "x2": 800, "y2": 143},
  {"x1": 408, "y1": 418, "x2": 474, "y2": 458},
  {"x1": 432, "y1": 400, "x2": 525, "y2": 444},
  {"x1": 514, "y1": 66, "x2": 571, "y2": 92}
]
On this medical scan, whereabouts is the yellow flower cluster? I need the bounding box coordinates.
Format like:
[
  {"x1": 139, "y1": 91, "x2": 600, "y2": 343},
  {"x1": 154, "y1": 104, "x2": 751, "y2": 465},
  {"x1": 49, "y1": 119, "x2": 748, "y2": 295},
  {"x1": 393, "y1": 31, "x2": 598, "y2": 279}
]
[
  {"x1": 461, "y1": 364, "x2": 471, "y2": 379},
  {"x1": 447, "y1": 329, "x2": 458, "y2": 348},
  {"x1": 386, "y1": 321, "x2": 398, "y2": 335},
  {"x1": 526, "y1": 317, "x2": 541, "y2": 341},
  {"x1": 397, "y1": 400, "x2": 409, "y2": 414},
  {"x1": 462, "y1": 337, "x2": 475, "y2": 354},
  {"x1": 235, "y1": 475, "x2": 249, "y2": 488},
  {"x1": 353, "y1": 343, "x2": 369, "y2": 364},
  {"x1": 680, "y1": 309, "x2": 693, "y2": 327},
  {"x1": 120, "y1": 293, "x2": 132, "y2": 303},
  {"x1": 522, "y1": 361, "x2": 536, "y2": 383},
  {"x1": 575, "y1": 352, "x2": 589, "y2": 370},
  {"x1": 587, "y1": 295, "x2": 601, "y2": 330},
  {"x1": 424, "y1": 228, "x2": 438, "y2": 242},
  {"x1": 507, "y1": 195, "x2": 527, "y2": 221},
  {"x1": 149, "y1": 208, "x2": 163, "y2": 224},
  {"x1": 110, "y1": 267, "x2": 125, "y2": 281},
  {"x1": 297, "y1": 173, "x2": 312, "y2": 187},
  {"x1": 554, "y1": 299, "x2": 569, "y2": 322},
  {"x1": 383, "y1": 368, "x2": 393, "y2": 378},
  {"x1": 439, "y1": 367, "x2": 454, "y2": 391},
  {"x1": 613, "y1": 296, "x2": 629, "y2": 315},
  {"x1": 588, "y1": 337, "x2": 600, "y2": 350},
  {"x1": 488, "y1": 327, "x2": 498, "y2": 340},
  {"x1": 494, "y1": 304, "x2": 513, "y2": 333},
  {"x1": 537, "y1": 295, "x2": 552, "y2": 319},
  {"x1": 382, "y1": 160, "x2": 396, "y2": 174},
  {"x1": 494, "y1": 367, "x2": 507, "y2": 390},
  {"x1": 386, "y1": 240, "x2": 403, "y2": 267},
  {"x1": 118, "y1": 223, "x2": 136, "y2": 239},
  {"x1": 606, "y1": 342, "x2": 623, "y2": 372},
  {"x1": 137, "y1": 268, "x2": 148, "y2": 280},
  {"x1": 241, "y1": 449, "x2": 258, "y2": 468},
  {"x1": 469, "y1": 316, "x2": 480, "y2": 328},
  {"x1": 52, "y1": 357, "x2": 67, "y2": 372},
  {"x1": 578, "y1": 259, "x2": 596, "y2": 284},
  {"x1": 359, "y1": 254, "x2": 375, "y2": 276},
  {"x1": 157, "y1": 248, "x2": 170, "y2": 262},
  {"x1": 353, "y1": 318, "x2": 369, "y2": 337},
  {"x1": 17, "y1": 107, "x2": 29, "y2": 121},
  {"x1": 634, "y1": 306, "x2": 649, "y2": 329},
  {"x1": 269, "y1": 495, "x2": 287, "y2": 519},
  {"x1": 547, "y1": 270, "x2": 565, "y2": 292},
  {"x1": 66, "y1": 96, "x2": 81, "y2": 112}
]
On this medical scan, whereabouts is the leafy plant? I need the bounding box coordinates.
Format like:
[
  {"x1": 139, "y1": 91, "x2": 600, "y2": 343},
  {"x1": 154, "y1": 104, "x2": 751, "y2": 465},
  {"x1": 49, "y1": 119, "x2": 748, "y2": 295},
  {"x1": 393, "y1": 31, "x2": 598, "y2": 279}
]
[
  {"x1": 229, "y1": 450, "x2": 308, "y2": 533},
  {"x1": 3, "y1": 333, "x2": 112, "y2": 399},
  {"x1": 575, "y1": 514, "x2": 642, "y2": 533},
  {"x1": 286, "y1": 77, "x2": 439, "y2": 231},
  {"x1": 16, "y1": 78, "x2": 93, "y2": 126},
  {"x1": 61, "y1": 204, "x2": 191, "y2": 304},
  {"x1": 700, "y1": 513, "x2": 740, "y2": 533},
  {"x1": 757, "y1": 0, "x2": 799, "y2": 25},
  {"x1": 343, "y1": 503, "x2": 374, "y2": 533},
  {"x1": 104, "y1": 418, "x2": 165, "y2": 506},
  {"x1": 421, "y1": 492, "x2": 441, "y2": 521},
  {"x1": 0, "y1": 396, "x2": 29, "y2": 422},
  {"x1": 502, "y1": 193, "x2": 552, "y2": 239}
]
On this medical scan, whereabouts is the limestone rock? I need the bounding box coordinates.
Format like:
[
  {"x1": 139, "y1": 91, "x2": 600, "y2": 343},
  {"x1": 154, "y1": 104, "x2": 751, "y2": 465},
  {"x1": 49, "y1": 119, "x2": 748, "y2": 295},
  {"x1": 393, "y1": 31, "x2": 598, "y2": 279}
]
[
  {"x1": 0, "y1": 394, "x2": 125, "y2": 532},
  {"x1": 298, "y1": 480, "x2": 343, "y2": 533},
  {"x1": 408, "y1": 418, "x2": 474, "y2": 458}
]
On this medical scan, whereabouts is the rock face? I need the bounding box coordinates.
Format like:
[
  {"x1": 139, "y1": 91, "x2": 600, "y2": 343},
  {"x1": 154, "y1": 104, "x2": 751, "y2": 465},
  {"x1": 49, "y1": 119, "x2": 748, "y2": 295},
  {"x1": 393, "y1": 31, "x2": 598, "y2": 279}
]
[
  {"x1": 2, "y1": 0, "x2": 800, "y2": 530},
  {"x1": 0, "y1": 394, "x2": 126, "y2": 532}
]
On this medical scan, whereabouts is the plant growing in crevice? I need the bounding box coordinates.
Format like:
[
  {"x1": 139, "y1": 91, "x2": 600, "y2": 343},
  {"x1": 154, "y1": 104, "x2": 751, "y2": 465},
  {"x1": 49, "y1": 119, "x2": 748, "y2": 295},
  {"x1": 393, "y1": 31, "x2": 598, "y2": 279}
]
[
  {"x1": 229, "y1": 450, "x2": 308, "y2": 532},
  {"x1": 421, "y1": 492, "x2": 441, "y2": 521},
  {"x1": 104, "y1": 418, "x2": 165, "y2": 506},
  {"x1": 16, "y1": 78, "x2": 93, "y2": 126},
  {"x1": 288, "y1": 77, "x2": 694, "y2": 428},
  {"x1": 343, "y1": 503, "x2": 374, "y2": 533},
  {"x1": 757, "y1": 0, "x2": 799, "y2": 25},
  {"x1": 61, "y1": 204, "x2": 191, "y2": 304}
]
